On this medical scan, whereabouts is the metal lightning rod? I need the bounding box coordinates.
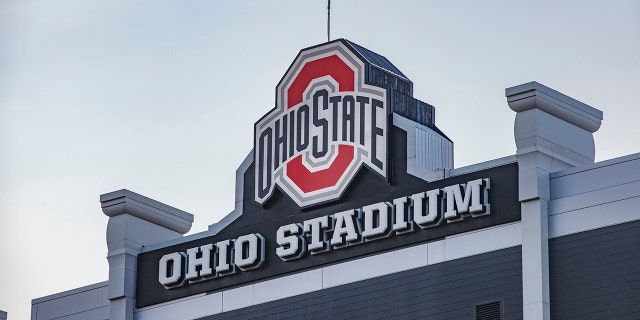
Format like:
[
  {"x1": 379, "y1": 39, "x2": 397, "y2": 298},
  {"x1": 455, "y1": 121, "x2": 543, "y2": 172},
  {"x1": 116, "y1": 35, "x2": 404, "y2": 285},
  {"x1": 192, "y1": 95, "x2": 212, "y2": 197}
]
[{"x1": 327, "y1": 0, "x2": 331, "y2": 42}]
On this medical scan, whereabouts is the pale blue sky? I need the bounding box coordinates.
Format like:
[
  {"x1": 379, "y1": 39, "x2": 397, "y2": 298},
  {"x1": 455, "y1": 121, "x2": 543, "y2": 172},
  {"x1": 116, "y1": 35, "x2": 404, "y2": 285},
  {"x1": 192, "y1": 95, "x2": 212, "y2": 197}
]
[{"x1": 1, "y1": 1, "x2": 639, "y2": 318}]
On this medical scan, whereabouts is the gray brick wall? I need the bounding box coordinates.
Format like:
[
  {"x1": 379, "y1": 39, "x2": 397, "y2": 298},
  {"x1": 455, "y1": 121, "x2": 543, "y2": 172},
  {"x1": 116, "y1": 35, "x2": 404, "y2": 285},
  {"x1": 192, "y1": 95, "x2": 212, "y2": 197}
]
[
  {"x1": 550, "y1": 219, "x2": 640, "y2": 319},
  {"x1": 200, "y1": 246, "x2": 523, "y2": 320}
]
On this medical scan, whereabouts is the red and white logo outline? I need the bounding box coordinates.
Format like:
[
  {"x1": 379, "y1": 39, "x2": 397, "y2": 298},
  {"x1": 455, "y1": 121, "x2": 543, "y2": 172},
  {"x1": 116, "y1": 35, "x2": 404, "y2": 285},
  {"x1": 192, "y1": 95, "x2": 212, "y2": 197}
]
[{"x1": 254, "y1": 41, "x2": 387, "y2": 207}]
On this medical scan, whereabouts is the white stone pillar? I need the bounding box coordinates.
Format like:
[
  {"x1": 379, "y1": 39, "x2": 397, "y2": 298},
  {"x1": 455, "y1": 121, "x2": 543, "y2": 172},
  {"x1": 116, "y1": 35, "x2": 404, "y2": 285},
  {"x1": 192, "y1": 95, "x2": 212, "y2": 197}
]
[
  {"x1": 101, "y1": 190, "x2": 194, "y2": 320},
  {"x1": 506, "y1": 82, "x2": 602, "y2": 320}
]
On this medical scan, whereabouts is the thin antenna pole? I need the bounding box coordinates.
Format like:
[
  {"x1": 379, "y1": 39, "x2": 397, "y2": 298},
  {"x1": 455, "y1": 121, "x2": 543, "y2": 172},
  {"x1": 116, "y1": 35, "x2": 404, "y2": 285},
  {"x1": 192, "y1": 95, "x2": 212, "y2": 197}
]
[{"x1": 327, "y1": 0, "x2": 331, "y2": 42}]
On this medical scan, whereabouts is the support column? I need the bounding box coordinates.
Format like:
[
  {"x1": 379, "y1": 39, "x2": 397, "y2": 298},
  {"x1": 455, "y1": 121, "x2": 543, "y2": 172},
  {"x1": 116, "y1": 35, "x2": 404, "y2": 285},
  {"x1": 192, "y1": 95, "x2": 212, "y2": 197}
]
[
  {"x1": 506, "y1": 82, "x2": 602, "y2": 320},
  {"x1": 101, "y1": 189, "x2": 193, "y2": 320}
]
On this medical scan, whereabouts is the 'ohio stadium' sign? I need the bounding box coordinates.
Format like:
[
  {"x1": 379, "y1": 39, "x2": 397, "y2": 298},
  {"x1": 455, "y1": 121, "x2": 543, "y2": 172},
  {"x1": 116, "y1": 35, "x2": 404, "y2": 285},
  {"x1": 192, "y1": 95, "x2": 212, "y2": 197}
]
[{"x1": 158, "y1": 178, "x2": 490, "y2": 288}]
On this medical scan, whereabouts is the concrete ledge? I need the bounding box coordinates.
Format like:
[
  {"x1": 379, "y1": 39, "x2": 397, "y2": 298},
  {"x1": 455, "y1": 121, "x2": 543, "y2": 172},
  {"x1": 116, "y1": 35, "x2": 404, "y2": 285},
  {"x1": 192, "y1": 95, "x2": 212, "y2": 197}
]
[
  {"x1": 32, "y1": 281, "x2": 109, "y2": 305},
  {"x1": 449, "y1": 155, "x2": 516, "y2": 177},
  {"x1": 101, "y1": 189, "x2": 193, "y2": 234},
  {"x1": 550, "y1": 152, "x2": 640, "y2": 179},
  {"x1": 31, "y1": 281, "x2": 109, "y2": 320},
  {"x1": 506, "y1": 81, "x2": 602, "y2": 133}
]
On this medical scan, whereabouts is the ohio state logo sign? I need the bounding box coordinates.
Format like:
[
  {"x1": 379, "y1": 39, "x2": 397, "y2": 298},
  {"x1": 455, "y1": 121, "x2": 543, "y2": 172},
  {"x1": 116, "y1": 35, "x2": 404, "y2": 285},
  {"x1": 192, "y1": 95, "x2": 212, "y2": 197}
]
[{"x1": 254, "y1": 41, "x2": 388, "y2": 207}]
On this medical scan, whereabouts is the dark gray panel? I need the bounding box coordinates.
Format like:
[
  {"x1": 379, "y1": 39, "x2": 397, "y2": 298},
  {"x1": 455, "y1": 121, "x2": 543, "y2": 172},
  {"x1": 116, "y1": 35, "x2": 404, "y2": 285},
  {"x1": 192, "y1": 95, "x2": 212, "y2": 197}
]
[
  {"x1": 344, "y1": 40, "x2": 408, "y2": 79},
  {"x1": 137, "y1": 161, "x2": 520, "y2": 307},
  {"x1": 199, "y1": 246, "x2": 523, "y2": 320},
  {"x1": 550, "y1": 220, "x2": 640, "y2": 320}
]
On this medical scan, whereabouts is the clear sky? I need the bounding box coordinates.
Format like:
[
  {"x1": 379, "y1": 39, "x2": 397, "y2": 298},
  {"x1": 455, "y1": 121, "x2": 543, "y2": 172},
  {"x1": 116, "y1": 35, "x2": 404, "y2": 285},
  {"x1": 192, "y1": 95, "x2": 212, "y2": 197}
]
[{"x1": 1, "y1": 1, "x2": 638, "y2": 318}]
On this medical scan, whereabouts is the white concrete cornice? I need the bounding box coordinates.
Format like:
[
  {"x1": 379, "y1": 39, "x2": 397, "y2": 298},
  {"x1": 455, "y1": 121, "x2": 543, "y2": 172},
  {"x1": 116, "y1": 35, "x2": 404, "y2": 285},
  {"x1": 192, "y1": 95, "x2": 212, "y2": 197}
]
[
  {"x1": 506, "y1": 81, "x2": 602, "y2": 133},
  {"x1": 101, "y1": 189, "x2": 193, "y2": 234}
]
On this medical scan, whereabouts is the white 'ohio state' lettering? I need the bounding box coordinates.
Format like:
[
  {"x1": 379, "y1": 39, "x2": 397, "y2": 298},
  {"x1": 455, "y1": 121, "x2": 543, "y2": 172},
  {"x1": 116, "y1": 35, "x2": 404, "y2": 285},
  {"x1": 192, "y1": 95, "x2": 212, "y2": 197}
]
[{"x1": 254, "y1": 42, "x2": 388, "y2": 208}]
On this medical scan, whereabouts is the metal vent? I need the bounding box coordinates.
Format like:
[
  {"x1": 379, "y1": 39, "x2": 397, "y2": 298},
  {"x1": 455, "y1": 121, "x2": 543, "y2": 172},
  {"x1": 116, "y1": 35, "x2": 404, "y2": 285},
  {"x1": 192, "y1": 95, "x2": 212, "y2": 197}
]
[{"x1": 475, "y1": 301, "x2": 501, "y2": 320}]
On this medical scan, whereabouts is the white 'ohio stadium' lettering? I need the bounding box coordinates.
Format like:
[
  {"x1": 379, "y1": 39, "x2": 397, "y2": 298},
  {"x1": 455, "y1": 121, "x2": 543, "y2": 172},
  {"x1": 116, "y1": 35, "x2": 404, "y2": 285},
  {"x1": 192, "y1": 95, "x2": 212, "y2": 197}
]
[
  {"x1": 157, "y1": 178, "x2": 490, "y2": 288},
  {"x1": 256, "y1": 89, "x2": 385, "y2": 201},
  {"x1": 276, "y1": 178, "x2": 490, "y2": 260},
  {"x1": 158, "y1": 234, "x2": 265, "y2": 289}
]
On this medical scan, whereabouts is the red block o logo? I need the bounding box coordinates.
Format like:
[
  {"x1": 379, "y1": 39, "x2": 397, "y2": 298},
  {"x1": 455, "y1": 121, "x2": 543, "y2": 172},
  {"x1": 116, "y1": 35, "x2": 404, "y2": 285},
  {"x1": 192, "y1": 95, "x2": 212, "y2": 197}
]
[
  {"x1": 286, "y1": 55, "x2": 356, "y2": 193},
  {"x1": 254, "y1": 41, "x2": 387, "y2": 207}
]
